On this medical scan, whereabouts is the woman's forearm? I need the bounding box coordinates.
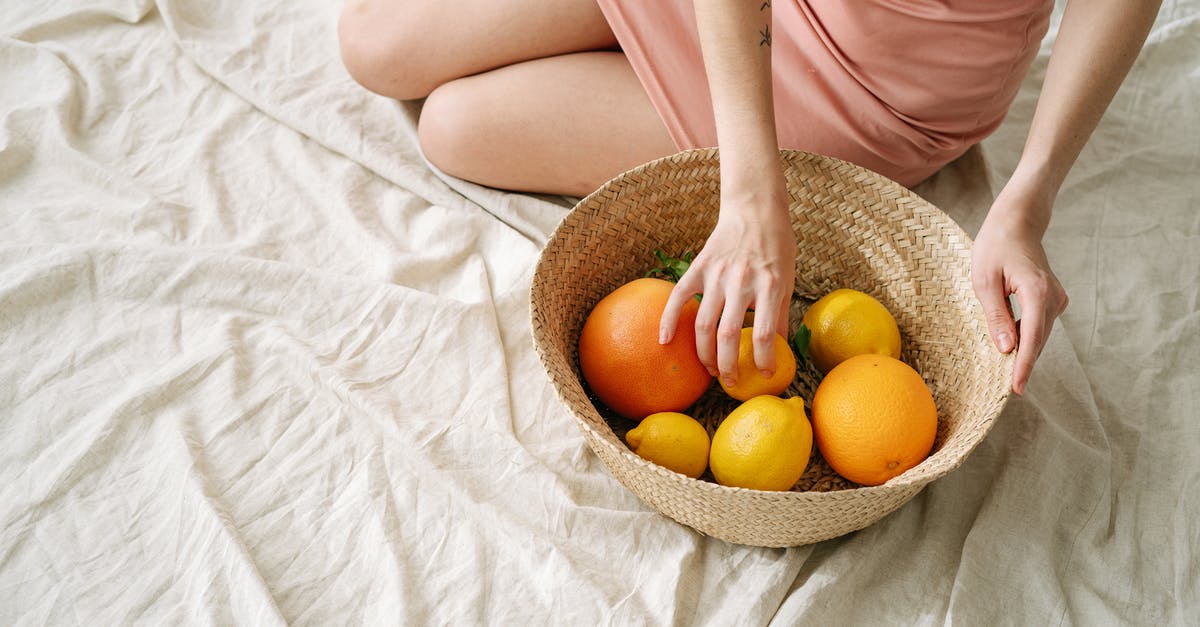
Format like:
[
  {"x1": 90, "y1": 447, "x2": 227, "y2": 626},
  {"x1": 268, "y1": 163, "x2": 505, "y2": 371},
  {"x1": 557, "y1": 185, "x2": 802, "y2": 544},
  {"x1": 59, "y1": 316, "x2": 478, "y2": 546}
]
[
  {"x1": 664, "y1": 2, "x2": 796, "y2": 379},
  {"x1": 1002, "y1": 0, "x2": 1161, "y2": 230},
  {"x1": 693, "y1": 0, "x2": 785, "y2": 212},
  {"x1": 973, "y1": 0, "x2": 1158, "y2": 394}
]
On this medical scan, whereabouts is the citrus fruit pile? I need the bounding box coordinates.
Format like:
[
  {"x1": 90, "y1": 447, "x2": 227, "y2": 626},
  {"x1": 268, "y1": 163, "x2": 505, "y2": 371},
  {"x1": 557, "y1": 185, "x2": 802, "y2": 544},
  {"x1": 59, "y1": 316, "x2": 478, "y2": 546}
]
[{"x1": 578, "y1": 252, "x2": 939, "y2": 490}]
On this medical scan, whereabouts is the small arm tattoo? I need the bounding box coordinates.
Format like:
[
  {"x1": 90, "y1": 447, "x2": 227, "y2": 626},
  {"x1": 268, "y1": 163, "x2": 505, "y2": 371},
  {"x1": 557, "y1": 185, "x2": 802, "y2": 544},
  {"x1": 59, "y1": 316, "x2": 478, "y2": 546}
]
[{"x1": 760, "y1": 1, "x2": 771, "y2": 46}]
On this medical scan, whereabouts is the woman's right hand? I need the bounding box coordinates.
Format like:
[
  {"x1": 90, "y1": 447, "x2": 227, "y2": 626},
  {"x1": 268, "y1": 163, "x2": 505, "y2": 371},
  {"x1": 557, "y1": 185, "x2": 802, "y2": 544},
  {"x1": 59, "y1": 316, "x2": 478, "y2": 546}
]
[
  {"x1": 676, "y1": 0, "x2": 793, "y2": 387},
  {"x1": 658, "y1": 188, "x2": 796, "y2": 389}
]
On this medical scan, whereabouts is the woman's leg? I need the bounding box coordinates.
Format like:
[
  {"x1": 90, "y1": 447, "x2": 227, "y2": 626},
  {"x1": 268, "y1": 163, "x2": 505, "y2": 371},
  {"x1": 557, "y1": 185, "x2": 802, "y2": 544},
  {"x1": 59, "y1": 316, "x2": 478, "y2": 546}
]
[
  {"x1": 337, "y1": 0, "x2": 619, "y2": 100},
  {"x1": 417, "y1": 51, "x2": 676, "y2": 196},
  {"x1": 338, "y1": 1, "x2": 675, "y2": 196}
]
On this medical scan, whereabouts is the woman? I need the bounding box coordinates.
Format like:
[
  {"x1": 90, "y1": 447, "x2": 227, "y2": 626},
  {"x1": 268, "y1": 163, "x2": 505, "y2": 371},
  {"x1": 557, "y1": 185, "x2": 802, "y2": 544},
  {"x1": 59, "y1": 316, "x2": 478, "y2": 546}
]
[{"x1": 337, "y1": 0, "x2": 1160, "y2": 395}]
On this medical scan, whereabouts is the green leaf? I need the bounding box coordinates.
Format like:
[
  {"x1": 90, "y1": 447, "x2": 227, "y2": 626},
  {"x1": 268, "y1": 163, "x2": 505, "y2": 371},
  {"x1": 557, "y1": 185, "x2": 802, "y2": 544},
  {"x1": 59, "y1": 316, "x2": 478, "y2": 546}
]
[
  {"x1": 791, "y1": 324, "x2": 812, "y2": 367},
  {"x1": 645, "y1": 249, "x2": 694, "y2": 283}
]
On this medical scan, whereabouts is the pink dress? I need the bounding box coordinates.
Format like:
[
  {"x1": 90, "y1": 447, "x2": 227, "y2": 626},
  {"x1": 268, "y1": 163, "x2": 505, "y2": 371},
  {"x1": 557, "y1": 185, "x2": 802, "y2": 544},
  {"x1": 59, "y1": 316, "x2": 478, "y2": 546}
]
[{"x1": 597, "y1": 0, "x2": 1052, "y2": 186}]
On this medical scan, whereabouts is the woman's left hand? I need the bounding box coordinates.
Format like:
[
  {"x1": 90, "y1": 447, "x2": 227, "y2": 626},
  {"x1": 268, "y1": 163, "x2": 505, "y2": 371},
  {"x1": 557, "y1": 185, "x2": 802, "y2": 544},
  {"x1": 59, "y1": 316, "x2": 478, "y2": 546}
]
[{"x1": 971, "y1": 189, "x2": 1069, "y2": 395}]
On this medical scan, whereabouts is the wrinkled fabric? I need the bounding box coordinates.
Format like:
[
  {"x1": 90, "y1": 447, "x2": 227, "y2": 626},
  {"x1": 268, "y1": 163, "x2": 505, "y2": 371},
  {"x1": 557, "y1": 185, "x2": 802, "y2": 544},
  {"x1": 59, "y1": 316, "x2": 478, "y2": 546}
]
[{"x1": 1, "y1": 0, "x2": 1197, "y2": 624}]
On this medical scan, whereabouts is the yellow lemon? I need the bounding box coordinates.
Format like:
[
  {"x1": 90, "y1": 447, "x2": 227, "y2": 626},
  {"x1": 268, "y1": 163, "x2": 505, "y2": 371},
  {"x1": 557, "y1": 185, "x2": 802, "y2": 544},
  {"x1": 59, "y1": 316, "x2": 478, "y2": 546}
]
[
  {"x1": 625, "y1": 412, "x2": 710, "y2": 479},
  {"x1": 801, "y1": 288, "x2": 901, "y2": 373},
  {"x1": 720, "y1": 328, "x2": 797, "y2": 401},
  {"x1": 709, "y1": 396, "x2": 812, "y2": 491}
]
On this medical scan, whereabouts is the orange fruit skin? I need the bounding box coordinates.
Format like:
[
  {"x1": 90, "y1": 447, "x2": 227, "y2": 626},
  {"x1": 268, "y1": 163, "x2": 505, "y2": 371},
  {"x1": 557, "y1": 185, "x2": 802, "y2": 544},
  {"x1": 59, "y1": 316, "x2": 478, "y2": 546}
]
[
  {"x1": 579, "y1": 278, "x2": 712, "y2": 420},
  {"x1": 810, "y1": 354, "x2": 937, "y2": 486}
]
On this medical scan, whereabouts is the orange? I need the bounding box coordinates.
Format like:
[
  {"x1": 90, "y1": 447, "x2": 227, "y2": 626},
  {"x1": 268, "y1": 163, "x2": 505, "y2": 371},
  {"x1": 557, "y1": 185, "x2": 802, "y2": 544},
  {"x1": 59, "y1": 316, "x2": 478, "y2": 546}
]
[
  {"x1": 578, "y1": 277, "x2": 712, "y2": 420},
  {"x1": 810, "y1": 354, "x2": 937, "y2": 486},
  {"x1": 801, "y1": 288, "x2": 901, "y2": 373},
  {"x1": 719, "y1": 327, "x2": 796, "y2": 401}
]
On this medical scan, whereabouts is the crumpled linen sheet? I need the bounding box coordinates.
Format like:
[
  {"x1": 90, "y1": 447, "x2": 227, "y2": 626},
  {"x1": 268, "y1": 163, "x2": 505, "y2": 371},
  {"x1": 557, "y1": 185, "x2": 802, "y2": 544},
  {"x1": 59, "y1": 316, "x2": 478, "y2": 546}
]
[{"x1": 1, "y1": 0, "x2": 1197, "y2": 623}]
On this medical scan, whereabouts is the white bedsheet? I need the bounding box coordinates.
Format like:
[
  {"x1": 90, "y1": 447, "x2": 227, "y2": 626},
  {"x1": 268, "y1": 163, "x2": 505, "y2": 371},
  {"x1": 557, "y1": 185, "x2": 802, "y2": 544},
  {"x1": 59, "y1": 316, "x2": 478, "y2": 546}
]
[{"x1": 1, "y1": 0, "x2": 1197, "y2": 624}]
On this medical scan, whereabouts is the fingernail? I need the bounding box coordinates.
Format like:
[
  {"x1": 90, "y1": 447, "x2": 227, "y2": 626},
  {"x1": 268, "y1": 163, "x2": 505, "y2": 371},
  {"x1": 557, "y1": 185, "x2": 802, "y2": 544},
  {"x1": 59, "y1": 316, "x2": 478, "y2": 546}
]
[
  {"x1": 707, "y1": 367, "x2": 718, "y2": 378},
  {"x1": 722, "y1": 376, "x2": 736, "y2": 388},
  {"x1": 760, "y1": 369, "x2": 774, "y2": 379},
  {"x1": 996, "y1": 332, "x2": 1013, "y2": 352},
  {"x1": 659, "y1": 328, "x2": 669, "y2": 344}
]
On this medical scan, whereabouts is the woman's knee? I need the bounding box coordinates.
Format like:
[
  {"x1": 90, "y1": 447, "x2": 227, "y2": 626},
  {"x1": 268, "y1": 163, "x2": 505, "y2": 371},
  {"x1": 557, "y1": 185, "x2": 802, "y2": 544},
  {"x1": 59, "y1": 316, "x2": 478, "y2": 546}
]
[
  {"x1": 417, "y1": 81, "x2": 486, "y2": 179},
  {"x1": 337, "y1": 0, "x2": 438, "y2": 100}
]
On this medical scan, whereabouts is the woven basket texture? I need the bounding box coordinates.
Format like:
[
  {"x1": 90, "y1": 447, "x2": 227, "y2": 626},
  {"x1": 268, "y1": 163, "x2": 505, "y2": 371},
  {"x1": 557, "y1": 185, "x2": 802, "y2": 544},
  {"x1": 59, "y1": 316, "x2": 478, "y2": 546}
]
[{"x1": 530, "y1": 148, "x2": 1013, "y2": 547}]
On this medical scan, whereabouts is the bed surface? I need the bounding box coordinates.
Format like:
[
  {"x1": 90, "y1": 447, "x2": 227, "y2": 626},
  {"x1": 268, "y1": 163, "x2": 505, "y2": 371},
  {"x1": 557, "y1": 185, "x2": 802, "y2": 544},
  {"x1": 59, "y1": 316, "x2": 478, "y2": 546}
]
[{"x1": 2, "y1": 1, "x2": 1197, "y2": 623}]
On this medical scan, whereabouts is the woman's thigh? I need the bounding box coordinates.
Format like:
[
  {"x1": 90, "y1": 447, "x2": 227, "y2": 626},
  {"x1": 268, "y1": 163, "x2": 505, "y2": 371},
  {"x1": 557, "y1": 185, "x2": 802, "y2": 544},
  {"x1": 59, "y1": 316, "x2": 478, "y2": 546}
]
[
  {"x1": 418, "y1": 51, "x2": 676, "y2": 197},
  {"x1": 338, "y1": 0, "x2": 618, "y2": 100}
]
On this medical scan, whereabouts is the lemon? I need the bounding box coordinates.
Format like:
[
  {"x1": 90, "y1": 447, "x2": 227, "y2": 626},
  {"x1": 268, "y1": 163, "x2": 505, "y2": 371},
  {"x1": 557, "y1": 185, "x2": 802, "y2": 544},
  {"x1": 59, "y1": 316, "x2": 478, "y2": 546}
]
[
  {"x1": 719, "y1": 328, "x2": 797, "y2": 401},
  {"x1": 709, "y1": 396, "x2": 812, "y2": 491},
  {"x1": 625, "y1": 412, "x2": 711, "y2": 479},
  {"x1": 801, "y1": 288, "x2": 901, "y2": 373}
]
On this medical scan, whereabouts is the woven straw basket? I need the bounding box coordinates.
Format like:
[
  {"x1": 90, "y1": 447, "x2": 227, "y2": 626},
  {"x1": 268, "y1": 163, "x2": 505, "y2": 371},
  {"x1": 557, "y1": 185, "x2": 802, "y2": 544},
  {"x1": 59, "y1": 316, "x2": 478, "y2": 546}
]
[{"x1": 530, "y1": 148, "x2": 1013, "y2": 547}]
